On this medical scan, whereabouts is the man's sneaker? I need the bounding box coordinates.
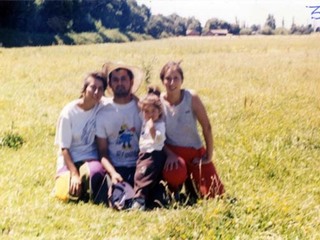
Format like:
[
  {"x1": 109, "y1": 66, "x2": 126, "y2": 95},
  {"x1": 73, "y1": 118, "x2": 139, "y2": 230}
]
[{"x1": 130, "y1": 198, "x2": 146, "y2": 211}]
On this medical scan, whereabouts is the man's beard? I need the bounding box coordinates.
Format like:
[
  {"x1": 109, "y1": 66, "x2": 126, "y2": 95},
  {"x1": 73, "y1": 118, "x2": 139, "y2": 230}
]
[{"x1": 114, "y1": 86, "x2": 131, "y2": 98}]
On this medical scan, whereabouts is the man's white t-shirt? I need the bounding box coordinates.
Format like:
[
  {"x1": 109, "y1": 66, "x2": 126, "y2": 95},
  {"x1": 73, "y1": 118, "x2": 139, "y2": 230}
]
[
  {"x1": 55, "y1": 99, "x2": 104, "y2": 171},
  {"x1": 96, "y1": 99, "x2": 142, "y2": 168}
]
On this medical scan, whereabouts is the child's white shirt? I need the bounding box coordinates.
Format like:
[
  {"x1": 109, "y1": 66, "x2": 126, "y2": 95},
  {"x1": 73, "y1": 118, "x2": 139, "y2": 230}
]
[{"x1": 139, "y1": 120, "x2": 165, "y2": 153}]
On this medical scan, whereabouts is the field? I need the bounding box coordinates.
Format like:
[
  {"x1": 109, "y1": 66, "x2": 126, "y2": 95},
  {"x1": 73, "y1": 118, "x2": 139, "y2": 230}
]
[{"x1": 0, "y1": 35, "x2": 319, "y2": 239}]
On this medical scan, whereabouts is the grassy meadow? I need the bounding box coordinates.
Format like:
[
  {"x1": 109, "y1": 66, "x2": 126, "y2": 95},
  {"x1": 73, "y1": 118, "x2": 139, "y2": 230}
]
[{"x1": 0, "y1": 35, "x2": 319, "y2": 239}]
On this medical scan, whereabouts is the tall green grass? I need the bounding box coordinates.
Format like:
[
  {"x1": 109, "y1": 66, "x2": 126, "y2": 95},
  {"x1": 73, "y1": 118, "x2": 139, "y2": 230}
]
[{"x1": 0, "y1": 35, "x2": 319, "y2": 239}]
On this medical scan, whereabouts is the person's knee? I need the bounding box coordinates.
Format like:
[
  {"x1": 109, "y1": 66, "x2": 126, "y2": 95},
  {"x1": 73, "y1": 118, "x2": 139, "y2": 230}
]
[{"x1": 163, "y1": 157, "x2": 188, "y2": 189}]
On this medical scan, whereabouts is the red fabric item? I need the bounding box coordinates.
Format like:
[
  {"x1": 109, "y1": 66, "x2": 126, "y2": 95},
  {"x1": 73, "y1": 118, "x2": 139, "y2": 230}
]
[
  {"x1": 162, "y1": 155, "x2": 188, "y2": 190},
  {"x1": 163, "y1": 145, "x2": 225, "y2": 198}
]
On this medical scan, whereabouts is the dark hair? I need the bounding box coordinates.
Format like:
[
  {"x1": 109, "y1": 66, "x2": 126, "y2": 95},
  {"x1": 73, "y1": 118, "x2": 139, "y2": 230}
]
[
  {"x1": 160, "y1": 61, "x2": 184, "y2": 82},
  {"x1": 139, "y1": 85, "x2": 163, "y2": 119},
  {"x1": 80, "y1": 71, "x2": 107, "y2": 97},
  {"x1": 147, "y1": 85, "x2": 161, "y2": 97}
]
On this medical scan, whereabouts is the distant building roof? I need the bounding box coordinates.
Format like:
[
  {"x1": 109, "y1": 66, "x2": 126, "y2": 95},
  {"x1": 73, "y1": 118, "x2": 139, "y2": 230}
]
[
  {"x1": 186, "y1": 29, "x2": 200, "y2": 36},
  {"x1": 202, "y1": 29, "x2": 229, "y2": 36}
]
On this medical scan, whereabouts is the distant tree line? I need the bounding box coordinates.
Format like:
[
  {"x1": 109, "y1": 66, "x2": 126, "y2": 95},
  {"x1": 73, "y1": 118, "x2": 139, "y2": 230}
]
[
  {"x1": 240, "y1": 14, "x2": 317, "y2": 35},
  {"x1": 0, "y1": 0, "x2": 151, "y2": 34},
  {"x1": 0, "y1": 0, "x2": 205, "y2": 38},
  {"x1": 0, "y1": 1, "x2": 318, "y2": 47}
]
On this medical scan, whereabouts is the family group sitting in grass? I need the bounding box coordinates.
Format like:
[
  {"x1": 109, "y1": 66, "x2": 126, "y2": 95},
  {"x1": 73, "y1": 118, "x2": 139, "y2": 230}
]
[{"x1": 54, "y1": 60, "x2": 225, "y2": 210}]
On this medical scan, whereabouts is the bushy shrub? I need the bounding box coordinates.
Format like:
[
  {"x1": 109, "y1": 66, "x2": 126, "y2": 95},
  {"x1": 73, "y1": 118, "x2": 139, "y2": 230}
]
[
  {"x1": 65, "y1": 32, "x2": 104, "y2": 45},
  {"x1": 261, "y1": 26, "x2": 274, "y2": 35},
  {"x1": 0, "y1": 131, "x2": 24, "y2": 150},
  {"x1": 274, "y1": 27, "x2": 289, "y2": 35},
  {"x1": 100, "y1": 28, "x2": 130, "y2": 43},
  {"x1": 126, "y1": 31, "x2": 153, "y2": 41},
  {"x1": 0, "y1": 27, "x2": 153, "y2": 47},
  {"x1": 0, "y1": 28, "x2": 57, "y2": 47},
  {"x1": 239, "y1": 28, "x2": 253, "y2": 35}
]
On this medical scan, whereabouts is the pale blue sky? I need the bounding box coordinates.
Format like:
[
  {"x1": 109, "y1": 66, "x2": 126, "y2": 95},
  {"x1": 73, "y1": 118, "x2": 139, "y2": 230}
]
[{"x1": 137, "y1": 0, "x2": 320, "y2": 28}]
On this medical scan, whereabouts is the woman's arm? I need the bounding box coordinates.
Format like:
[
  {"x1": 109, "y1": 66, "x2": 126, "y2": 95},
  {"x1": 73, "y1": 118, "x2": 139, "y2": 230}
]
[
  {"x1": 57, "y1": 111, "x2": 82, "y2": 197},
  {"x1": 61, "y1": 148, "x2": 82, "y2": 197},
  {"x1": 191, "y1": 91, "x2": 214, "y2": 163}
]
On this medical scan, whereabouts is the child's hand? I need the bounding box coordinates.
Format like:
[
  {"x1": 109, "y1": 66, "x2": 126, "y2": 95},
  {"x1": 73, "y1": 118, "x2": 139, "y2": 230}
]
[
  {"x1": 145, "y1": 118, "x2": 156, "y2": 139},
  {"x1": 145, "y1": 118, "x2": 154, "y2": 130}
]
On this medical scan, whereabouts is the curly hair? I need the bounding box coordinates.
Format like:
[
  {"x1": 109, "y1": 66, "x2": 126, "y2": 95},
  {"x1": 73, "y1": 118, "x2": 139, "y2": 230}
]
[{"x1": 139, "y1": 85, "x2": 163, "y2": 119}]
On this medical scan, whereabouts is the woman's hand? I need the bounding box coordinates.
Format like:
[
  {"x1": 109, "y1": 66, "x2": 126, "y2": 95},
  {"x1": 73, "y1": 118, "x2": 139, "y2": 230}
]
[
  {"x1": 69, "y1": 174, "x2": 82, "y2": 197},
  {"x1": 164, "y1": 153, "x2": 180, "y2": 171},
  {"x1": 192, "y1": 156, "x2": 212, "y2": 165}
]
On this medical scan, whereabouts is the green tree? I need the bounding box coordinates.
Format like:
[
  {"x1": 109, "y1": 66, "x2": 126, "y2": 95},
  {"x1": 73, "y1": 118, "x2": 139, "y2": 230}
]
[
  {"x1": 146, "y1": 14, "x2": 167, "y2": 38},
  {"x1": 126, "y1": 0, "x2": 151, "y2": 33},
  {"x1": 229, "y1": 23, "x2": 240, "y2": 35},
  {"x1": 0, "y1": 1, "x2": 37, "y2": 32},
  {"x1": 88, "y1": 0, "x2": 122, "y2": 30},
  {"x1": 204, "y1": 18, "x2": 219, "y2": 31},
  {"x1": 239, "y1": 28, "x2": 252, "y2": 35},
  {"x1": 265, "y1": 14, "x2": 276, "y2": 30},
  {"x1": 36, "y1": 0, "x2": 75, "y2": 33},
  {"x1": 169, "y1": 14, "x2": 187, "y2": 36},
  {"x1": 303, "y1": 24, "x2": 314, "y2": 34},
  {"x1": 289, "y1": 23, "x2": 313, "y2": 35},
  {"x1": 71, "y1": 0, "x2": 96, "y2": 32},
  {"x1": 204, "y1": 18, "x2": 231, "y2": 32},
  {"x1": 251, "y1": 24, "x2": 261, "y2": 32},
  {"x1": 261, "y1": 26, "x2": 273, "y2": 35},
  {"x1": 186, "y1": 17, "x2": 202, "y2": 33}
]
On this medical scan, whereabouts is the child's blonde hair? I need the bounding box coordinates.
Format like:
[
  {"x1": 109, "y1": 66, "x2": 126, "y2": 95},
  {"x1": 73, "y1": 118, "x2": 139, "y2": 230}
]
[{"x1": 139, "y1": 86, "x2": 163, "y2": 119}]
